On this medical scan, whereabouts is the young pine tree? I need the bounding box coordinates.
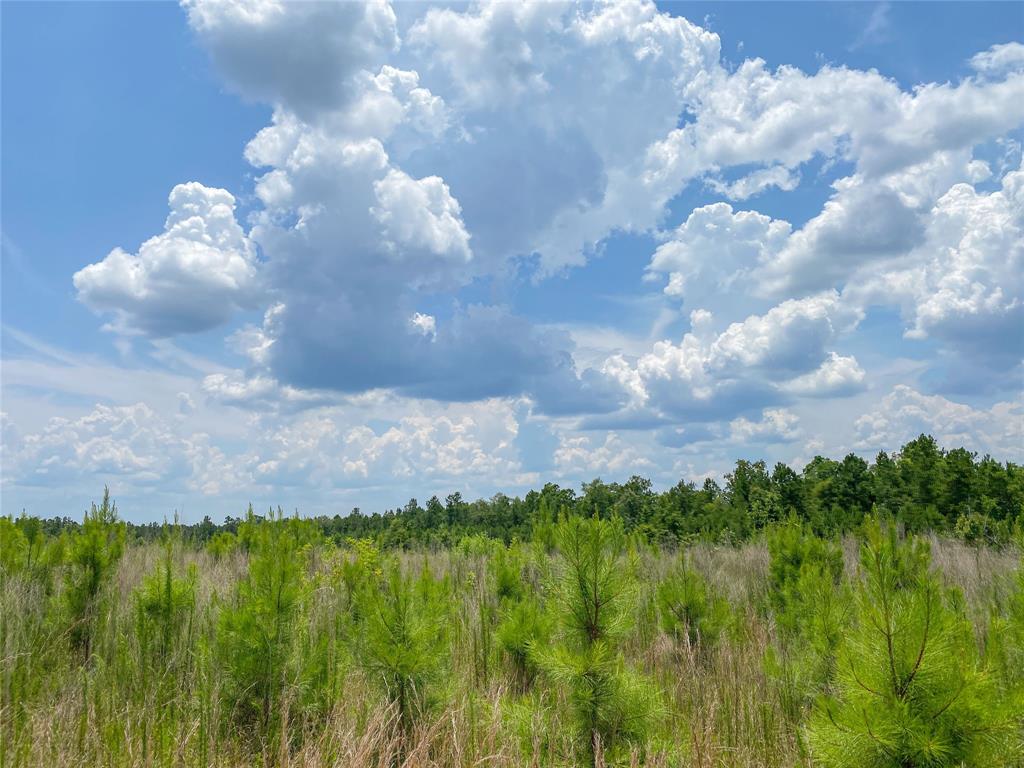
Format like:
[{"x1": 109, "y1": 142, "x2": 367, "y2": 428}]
[
  {"x1": 134, "y1": 521, "x2": 196, "y2": 666},
  {"x1": 656, "y1": 554, "x2": 729, "y2": 653},
  {"x1": 352, "y1": 560, "x2": 449, "y2": 742},
  {"x1": 217, "y1": 512, "x2": 314, "y2": 736},
  {"x1": 64, "y1": 487, "x2": 126, "y2": 660},
  {"x1": 807, "y1": 518, "x2": 1021, "y2": 767},
  {"x1": 764, "y1": 517, "x2": 851, "y2": 719},
  {"x1": 536, "y1": 515, "x2": 661, "y2": 767}
]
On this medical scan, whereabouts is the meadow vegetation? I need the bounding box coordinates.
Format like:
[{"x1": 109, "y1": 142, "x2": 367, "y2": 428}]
[{"x1": 1, "y1": 435, "x2": 1022, "y2": 767}]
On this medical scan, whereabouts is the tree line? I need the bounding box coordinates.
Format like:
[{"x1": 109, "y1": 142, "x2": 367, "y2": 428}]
[{"x1": 15, "y1": 434, "x2": 1024, "y2": 548}]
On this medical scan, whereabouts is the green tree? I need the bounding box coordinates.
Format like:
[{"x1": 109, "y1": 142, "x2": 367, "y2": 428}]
[
  {"x1": 352, "y1": 560, "x2": 449, "y2": 741},
  {"x1": 765, "y1": 518, "x2": 850, "y2": 718},
  {"x1": 217, "y1": 513, "x2": 315, "y2": 734},
  {"x1": 656, "y1": 555, "x2": 729, "y2": 652},
  {"x1": 807, "y1": 518, "x2": 1020, "y2": 767},
  {"x1": 65, "y1": 487, "x2": 126, "y2": 659},
  {"x1": 135, "y1": 523, "x2": 196, "y2": 664},
  {"x1": 536, "y1": 516, "x2": 660, "y2": 766}
]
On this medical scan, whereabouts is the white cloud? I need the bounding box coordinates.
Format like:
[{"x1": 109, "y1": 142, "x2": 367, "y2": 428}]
[
  {"x1": 182, "y1": 0, "x2": 399, "y2": 119},
  {"x1": 371, "y1": 169, "x2": 472, "y2": 265},
  {"x1": 845, "y1": 165, "x2": 1024, "y2": 371},
  {"x1": 2, "y1": 403, "x2": 235, "y2": 495},
  {"x1": 73, "y1": 183, "x2": 260, "y2": 336},
  {"x1": 200, "y1": 372, "x2": 338, "y2": 412},
  {"x1": 647, "y1": 202, "x2": 790, "y2": 302},
  {"x1": 409, "y1": 312, "x2": 436, "y2": 339},
  {"x1": 970, "y1": 42, "x2": 1024, "y2": 78},
  {"x1": 706, "y1": 165, "x2": 801, "y2": 201},
  {"x1": 50, "y1": 1, "x2": 1024, "y2": 494},
  {"x1": 554, "y1": 432, "x2": 653, "y2": 476},
  {"x1": 707, "y1": 292, "x2": 860, "y2": 378},
  {"x1": 854, "y1": 385, "x2": 1023, "y2": 461},
  {"x1": 593, "y1": 292, "x2": 861, "y2": 423},
  {"x1": 729, "y1": 408, "x2": 800, "y2": 443},
  {"x1": 780, "y1": 352, "x2": 866, "y2": 397}
]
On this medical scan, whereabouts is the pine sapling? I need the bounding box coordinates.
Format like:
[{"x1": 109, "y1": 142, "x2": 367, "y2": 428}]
[
  {"x1": 353, "y1": 560, "x2": 449, "y2": 744},
  {"x1": 535, "y1": 515, "x2": 662, "y2": 767},
  {"x1": 807, "y1": 517, "x2": 1021, "y2": 767},
  {"x1": 656, "y1": 554, "x2": 729, "y2": 654},
  {"x1": 64, "y1": 487, "x2": 126, "y2": 660}
]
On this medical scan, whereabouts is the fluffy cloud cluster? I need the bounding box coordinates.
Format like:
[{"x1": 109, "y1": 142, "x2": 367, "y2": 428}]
[
  {"x1": 61, "y1": 3, "x2": 1024, "y2": 495},
  {"x1": 251, "y1": 401, "x2": 526, "y2": 489},
  {"x1": 728, "y1": 408, "x2": 801, "y2": 443},
  {"x1": 596, "y1": 293, "x2": 864, "y2": 425},
  {"x1": 182, "y1": 0, "x2": 399, "y2": 119},
  {"x1": 852, "y1": 167, "x2": 1024, "y2": 371},
  {"x1": 855, "y1": 385, "x2": 1024, "y2": 462},
  {"x1": 74, "y1": 183, "x2": 260, "y2": 336},
  {"x1": 649, "y1": 159, "x2": 1022, "y2": 379},
  {"x1": 1, "y1": 403, "x2": 233, "y2": 494}
]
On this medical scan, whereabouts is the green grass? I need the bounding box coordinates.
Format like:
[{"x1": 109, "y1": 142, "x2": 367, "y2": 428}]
[{"x1": 1, "y1": 514, "x2": 1021, "y2": 768}]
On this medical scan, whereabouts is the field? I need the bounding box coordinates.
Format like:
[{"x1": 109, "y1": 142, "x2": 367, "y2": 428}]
[{"x1": 2, "y1": 505, "x2": 1022, "y2": 768}]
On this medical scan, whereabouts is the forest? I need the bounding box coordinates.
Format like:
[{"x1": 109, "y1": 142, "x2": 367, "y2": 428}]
[{"x1": 1, "y1": 433, "x2": 1022, "y2": 767}]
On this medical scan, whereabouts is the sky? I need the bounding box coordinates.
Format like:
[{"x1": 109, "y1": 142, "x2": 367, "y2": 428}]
[{"x1": 1, "y1": 1, "x2": 1022, "y2": 523}]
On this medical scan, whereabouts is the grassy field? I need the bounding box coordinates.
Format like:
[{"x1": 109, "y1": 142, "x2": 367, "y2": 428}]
[{"x1": 1, "y1": 511, "x2": 1022, "y2": 768}]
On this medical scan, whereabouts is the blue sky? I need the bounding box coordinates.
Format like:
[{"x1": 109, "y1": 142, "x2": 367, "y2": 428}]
[{"x1": 2, "y1": 1, "x2": 1022, "y2": 522}]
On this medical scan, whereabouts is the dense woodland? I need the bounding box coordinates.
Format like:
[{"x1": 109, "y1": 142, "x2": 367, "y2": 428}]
[
  {"x1": 20, "y1": 434, "x2": 1024, "y2": 549},
  {"x1": 1, "y1": 433, "x2": 1022, "y2": 767}
]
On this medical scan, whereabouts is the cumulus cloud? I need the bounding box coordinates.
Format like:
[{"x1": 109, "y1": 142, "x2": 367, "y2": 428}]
[
  {"x1": 647, "y1": 56, "x2": 1024, "y2": 191},
  {"x1": 554, "y1": 432, "x2": 654, "y2": 477},
  {"x1": 3, "y1": 403, "x2": 234, "y2": 494},
  {"x1": 647, "y1": 202, "x2": 790, "y2": 302},
  {"x1": 206, "y1": 397, "x2": 530, "y2": 492},
  {"x1": 728, "y1": 408, "x2": 800, "y2": 443},
  {"x1": 706, "y1": 165, "x2": 801, "y2": 201},
  {"x1": 970, "y1": 42, "x2": 1024, "y2": 78},
  {"x1": 780, "y1": 353, "x2": 866, "y2": 397},
  {"x1": 182, "y1": 0, "x2": 399, "y2": 119},
  {"x1": 371, "y1": 169, "x2": 472, "y2": 263},
  {"x1": 845, "y1": 165, "x2": 1024, "y2": 372},
  {"x1": 594, "y1": 293, "x2": 862, "y2": 423},
  {"x1": 63, "y1": 2, "x2": 1024, "y2": 463},
  {"x1": 758, "y1": 178, "x2": 926, "y2": 295},
  {"x1": 74, "y1": 183, "x2": 260, "y2": 336},
  {"x1": 854, "y1": 385, "x2": 1024, "y2": 461}
]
